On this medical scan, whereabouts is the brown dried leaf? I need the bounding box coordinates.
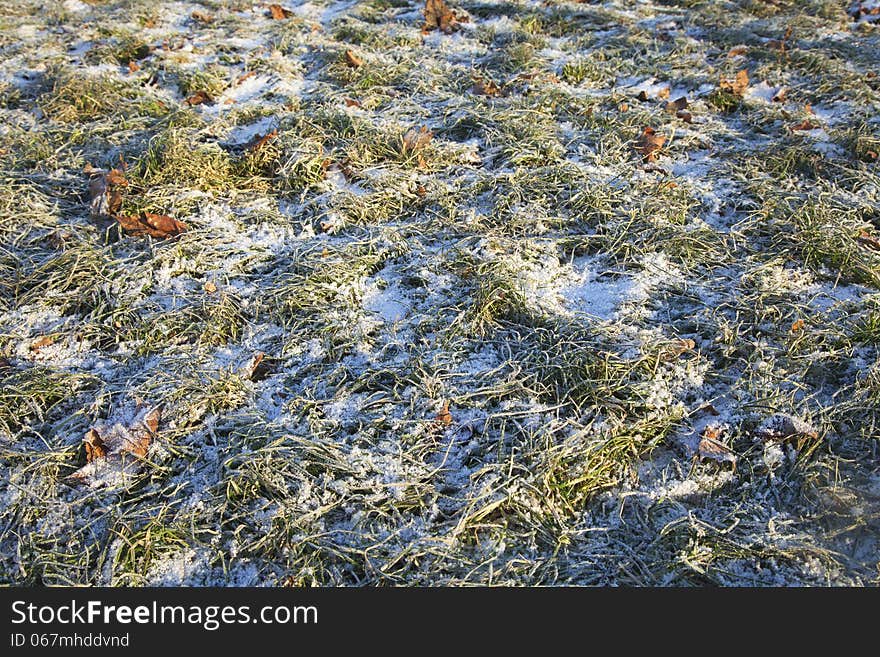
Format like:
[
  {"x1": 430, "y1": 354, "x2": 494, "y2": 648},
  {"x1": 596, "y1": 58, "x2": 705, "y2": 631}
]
[
  {"x1": 242, "y1": 352, "x2": 277, "y2": 382},
  {"x1": 70, "y1": 407, "x2": 160, "y2": 485},
  {"x1": 676, "y1": 109, "x2": 693, "y2": 123},
  {"x1": 634, "y1": 127, "x2": 666, "y2": 162},
  {"x1": 402, "y1": 126, "x2": 433, "y2": 154},
  {"x1": 424, "y1": 0, "x2": 457, "y2": 34},
  {"x1": 857, "y1": 230, "x2": 880, "y2": 252},
  {"x1": 84, "y1": 429, "x2": 107, "y2": 463},
  {"x1": 115, "y1": 212, "x2": 188, "y2": 239},
  {"x1": 268, "y1": 3, "x2": 292, "y2": 19},
  {"x1": 470, "y1": 77, "x2": 502, "y2": 97},
  {"x1": 237, "y1": 70, "x2": 256, "y2": 85},
  {"x1": 344, "y1": 49, "x2": 363, "y2": 68},
  {"x1": 247, "y1": 129, "x2": 278, "y2": 152},
  {"x1": 699, "y1": 403, "x2": 720, "y2": 416},
  {"x1": 719, "y1": 69, "x2": 749, "y2": 96},
  {"x1": 790, "y1": 318, "x2": 805, "y2": 333},
  {"x1": 666, "y1": 96, "x2": 688, "y2": 113},
  {"x1": 191, "y1": 10, "x2": 213, "y2": 23},
  {"x1": 668, "y1": 338, "x2": 696, "y2": 357},
  {"x1": 344, "y1": 97, "x2": 361, "y2": 107},
  {"x1": 727, "y1": 45, "x2": 748, "y2": 57},
  {"x1": 87, "y1": 167, "x2": 127, "y2": 218},
  {"x1": 30, "y1": 336, "x2": 54, "y2": 351},
  {"x1": 791, "y1": 119, "x2": 819, "y2": 131},
  {"x1": 204, "y1": 280, "x2": 218, "y2": 294},
  {"x1": 697, "y1": 425, "x2": 736, "y2": 466},
  {"x1": 186, "y1": 90, "x2": 213, "y2": 106},
  {"x1": 435, "y1": 401, "x2": 452, "y2": 426}
]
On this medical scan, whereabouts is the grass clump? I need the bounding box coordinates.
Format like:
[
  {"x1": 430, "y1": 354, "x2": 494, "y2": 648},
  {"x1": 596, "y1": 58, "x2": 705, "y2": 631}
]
[{"x1": 39, "y1": 68, "x2": 163, "y2": 122}]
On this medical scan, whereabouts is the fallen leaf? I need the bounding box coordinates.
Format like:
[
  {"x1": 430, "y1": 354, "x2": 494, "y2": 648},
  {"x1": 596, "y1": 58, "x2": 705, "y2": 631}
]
[
  {"x1": 676, "y1": 109, "x2": 693, "y2": 123},
  {"x1": 237, "y1": 70, "x2": 256, "y2": 84},
  {"x1": 790, "y1": 318, "x2": 805, "y2": 333},
  {"x1": 344, "y1": 49, "x2": 363, "y2": 68},
  {"x1": 69, "y1": 406, "x2": 160, "y2": 487},
  {"x1": 470, "y1": 77, "x2": 502, "y2": 97},
  {"x1": 268, "y1": 3, "x2": 292, "y2": 19},
  {"x1": 754, "y1": 413, "x2": 818, "y2": 442},
  {"x1": 435, "y1": 401, "x2": 452, "y2": 426},
  {"x1": 186, "y1": 90, "x2": 213, "y2": 106},
  {"x1": 719, "y1": 69, "x2": 749, "y2": 96},
  {"x1": 637, "y1": 85, "x2": 670, "y2": 102},
  {"x1": 424, "y1": 0, "x2": 457, "y2": 34},
  {"x1": 666, "y1": 96, "x2": 688, "y2": 113},
  {"x1": 83, "y1": 429, "x2": 107, "y2": 462},
  {"x1": 204, "y1": 281, "x2": 218, "y2": 294},
  {"x1": 668, "y1": 337, "x2": 696, "y2": 356},
  {"x1": 618, "y1": 102, "x2": 629, "y2": 112},
  {"x1": 697, "y1": 425, "x2": 737, "y2": 466},
  {"x1": 115, "y1": 212, "x2": 188, "y2": 239},
  {"x1": 242, "y1": 352, "x2": 277, "y2": 382},
  {"x1": 191, "y1": 10, "x2": 213, "y2": 23},
  {"x1": 402, "y1": 126, "x2": 433, "y2": 155},
  {"x1": 865, "y1": 150, "x2": 878, "y2": 161},
  {"x1": 856, "y1": 230, "x2": 880, "y2": 252},
  {"x1": 699, "y1": 403, "x2": 720, "y2": 416},
  {"x1": 727, "y1": 45, "x2": 748, "y2": 57},
  {"x1": 128, "y1": 61, "x2": 140, "y2": 73},
  {"x1": 791, "y1": 119, "x2": 819, "y2": 131},
  {"x1": 344, "y1": 97, "x2": 361, "y2": 107},
  {"x1": 634, "y1": 127, "x2": 666, "y2": 162},
  {"x1": 246, "y1": 129, "x2": 278, "y2": 152},
  {"x1": 30, "y1": 335, "x2": 55, "y2": 351},
  {"x1": 87, "y1": 167, "x2": 128, "y2": 219}
]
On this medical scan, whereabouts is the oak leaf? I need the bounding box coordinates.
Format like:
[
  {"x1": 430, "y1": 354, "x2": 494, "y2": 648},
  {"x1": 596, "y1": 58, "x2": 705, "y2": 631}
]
[{"x1": 69, "y1": 407, "x2": 160, "y2": 487}]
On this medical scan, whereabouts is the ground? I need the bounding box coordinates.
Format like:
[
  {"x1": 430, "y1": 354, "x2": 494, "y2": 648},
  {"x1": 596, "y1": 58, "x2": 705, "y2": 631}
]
[{"x1": 1, "y1": 0, "x2": 879, "y2": 586}]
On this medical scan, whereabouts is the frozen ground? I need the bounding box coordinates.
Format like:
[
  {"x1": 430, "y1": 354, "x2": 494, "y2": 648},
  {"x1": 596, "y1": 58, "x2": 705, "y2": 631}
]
[{"x1": 0, "y1": 0, "x2": 878, "y2": 585}]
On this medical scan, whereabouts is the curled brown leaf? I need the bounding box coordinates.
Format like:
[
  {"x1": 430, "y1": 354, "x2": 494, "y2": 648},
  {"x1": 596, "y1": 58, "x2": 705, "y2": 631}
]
[
  {"x1": 115, "y1": 211, "x2": 188, "y2": 239},
  {"x1": 634, "y1": 127, "x2": 666, "y2": 162}
]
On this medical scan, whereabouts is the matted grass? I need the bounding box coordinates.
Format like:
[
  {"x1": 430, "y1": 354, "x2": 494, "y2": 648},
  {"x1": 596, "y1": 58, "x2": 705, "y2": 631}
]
[{"x1": 0, "y1": 0, "x2": 878, "y2": 586}]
